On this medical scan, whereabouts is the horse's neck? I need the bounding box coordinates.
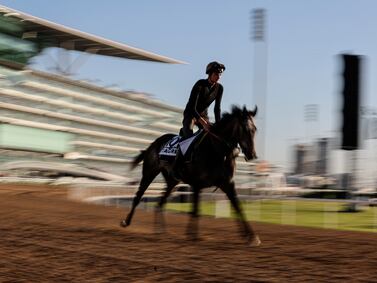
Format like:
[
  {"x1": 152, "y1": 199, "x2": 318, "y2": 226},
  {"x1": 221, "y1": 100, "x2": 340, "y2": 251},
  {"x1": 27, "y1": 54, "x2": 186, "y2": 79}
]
[
  {"x1": 209, "y1": 123, "x2": 237, "y2": 155},
  {"x1": 212, "y1": 122, "x2": 236, "y2": 146}
]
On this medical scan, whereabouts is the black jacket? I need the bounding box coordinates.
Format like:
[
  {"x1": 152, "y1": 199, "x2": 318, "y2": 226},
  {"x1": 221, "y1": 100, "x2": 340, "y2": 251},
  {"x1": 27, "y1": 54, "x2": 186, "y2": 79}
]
[{"x1": 183, "y1": 79, "x2": 223, "y2": 122}]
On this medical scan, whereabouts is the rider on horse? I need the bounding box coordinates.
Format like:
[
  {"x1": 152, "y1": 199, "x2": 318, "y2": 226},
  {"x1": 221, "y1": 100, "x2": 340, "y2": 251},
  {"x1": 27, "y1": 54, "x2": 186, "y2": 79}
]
[{"x1": 179, "y1": 61, "x2": 226, "y2": 138}]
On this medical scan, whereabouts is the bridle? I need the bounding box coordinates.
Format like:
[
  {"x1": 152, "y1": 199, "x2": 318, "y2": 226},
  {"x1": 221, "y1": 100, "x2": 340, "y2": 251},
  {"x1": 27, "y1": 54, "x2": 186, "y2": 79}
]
[{"x1": 207, "y1": 115, "x2": 256, "y2": 160}]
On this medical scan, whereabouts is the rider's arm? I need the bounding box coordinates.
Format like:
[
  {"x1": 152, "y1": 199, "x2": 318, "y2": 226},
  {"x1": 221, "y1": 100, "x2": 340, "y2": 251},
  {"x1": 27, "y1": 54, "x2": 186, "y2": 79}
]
[
  {"x1": 214, "y1": 85, "x2": 223, "y2": 123},
  {"x1": 188, "y1": 81, "x2": 202, "y2": 119}
]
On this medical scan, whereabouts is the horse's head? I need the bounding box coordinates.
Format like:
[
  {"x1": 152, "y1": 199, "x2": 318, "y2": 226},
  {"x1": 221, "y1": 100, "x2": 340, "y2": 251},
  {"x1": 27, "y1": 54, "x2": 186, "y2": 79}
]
[{"x1": 232, "y1": 105, "x2": 258, "y2": 161}]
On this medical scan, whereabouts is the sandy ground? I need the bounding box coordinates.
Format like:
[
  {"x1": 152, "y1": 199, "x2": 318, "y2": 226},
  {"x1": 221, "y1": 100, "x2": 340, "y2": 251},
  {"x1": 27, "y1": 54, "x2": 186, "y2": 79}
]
[{"x1": 0, "y1": 184, "x2": 376, "y2": 283}]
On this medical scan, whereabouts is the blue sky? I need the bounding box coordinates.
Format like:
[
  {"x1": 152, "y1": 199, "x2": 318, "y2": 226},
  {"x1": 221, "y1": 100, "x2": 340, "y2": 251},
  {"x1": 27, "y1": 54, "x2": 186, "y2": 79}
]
[{"x1": 2, "y1": 0, "x2": 377, "y2": 170}]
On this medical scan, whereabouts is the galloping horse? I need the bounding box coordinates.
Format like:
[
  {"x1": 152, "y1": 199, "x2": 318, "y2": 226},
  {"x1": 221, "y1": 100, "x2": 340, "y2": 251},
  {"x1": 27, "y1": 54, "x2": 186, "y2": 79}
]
[{"x1": 121, "y1": 105, "x2": 260, "y2": 246}]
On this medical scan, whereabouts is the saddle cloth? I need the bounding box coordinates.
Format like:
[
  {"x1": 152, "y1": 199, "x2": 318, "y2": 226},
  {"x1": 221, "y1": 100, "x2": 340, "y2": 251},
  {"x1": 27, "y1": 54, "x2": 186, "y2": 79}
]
[
  {"x1": 159, "y1": 130, "x2": 202, "y2": 159},
  {"x1": 159, "y1": 135, "x2": 181, "y2": 157}
]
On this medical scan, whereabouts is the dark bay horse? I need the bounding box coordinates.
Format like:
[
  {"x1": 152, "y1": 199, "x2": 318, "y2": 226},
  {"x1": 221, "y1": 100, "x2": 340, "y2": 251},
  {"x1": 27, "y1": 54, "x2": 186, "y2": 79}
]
[{"x1": 121, "y1": 105, "x2": 260, "y2": 246}]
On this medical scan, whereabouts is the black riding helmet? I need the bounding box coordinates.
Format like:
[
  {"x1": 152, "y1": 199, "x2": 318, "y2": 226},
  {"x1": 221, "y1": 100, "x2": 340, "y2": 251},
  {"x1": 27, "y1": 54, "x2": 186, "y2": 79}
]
[{"x1": 206, "y1": 61, "x2": 226, "y2": 75}]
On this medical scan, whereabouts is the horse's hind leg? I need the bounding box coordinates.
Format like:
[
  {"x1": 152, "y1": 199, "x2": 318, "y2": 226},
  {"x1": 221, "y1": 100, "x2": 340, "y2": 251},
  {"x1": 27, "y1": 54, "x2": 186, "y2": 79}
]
[
  {"x1": 221, "y1": 181, "x2": 261, "y2": 246},
  {"x1": 154, "y1": 171, "x2": 179, "y2": 233},
  {"x1": 121, "y1": 170, "x2": 159, "y2": 227}
]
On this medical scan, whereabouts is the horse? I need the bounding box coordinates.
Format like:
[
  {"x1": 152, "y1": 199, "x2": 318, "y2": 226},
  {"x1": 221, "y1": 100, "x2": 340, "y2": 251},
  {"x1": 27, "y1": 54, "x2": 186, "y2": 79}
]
[{"x1": 120, "y1": 105, "x2": 260, "y2": 246}]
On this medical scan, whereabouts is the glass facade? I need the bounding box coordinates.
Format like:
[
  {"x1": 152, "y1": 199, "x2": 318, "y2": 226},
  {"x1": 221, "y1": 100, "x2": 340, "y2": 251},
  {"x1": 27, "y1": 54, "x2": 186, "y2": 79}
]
[
  {"x1": 0, "y1": 124, "x2": 73, "y2": 153},
  {"x1": 0, "y1": 15, "x2": 40, "y2": 65}
]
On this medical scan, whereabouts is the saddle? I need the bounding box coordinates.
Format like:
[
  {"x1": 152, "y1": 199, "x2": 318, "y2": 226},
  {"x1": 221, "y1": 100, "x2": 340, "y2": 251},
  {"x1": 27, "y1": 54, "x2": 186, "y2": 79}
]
[{"x1": 159, "y1": 130, "x2": 204, "y2": 162}]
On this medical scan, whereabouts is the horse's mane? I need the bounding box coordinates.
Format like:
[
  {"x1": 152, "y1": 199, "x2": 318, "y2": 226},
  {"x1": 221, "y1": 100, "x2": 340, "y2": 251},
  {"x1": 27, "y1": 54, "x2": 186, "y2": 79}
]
[{"x1": 214, "y1": 105, "x2": 243, "y2": 128}]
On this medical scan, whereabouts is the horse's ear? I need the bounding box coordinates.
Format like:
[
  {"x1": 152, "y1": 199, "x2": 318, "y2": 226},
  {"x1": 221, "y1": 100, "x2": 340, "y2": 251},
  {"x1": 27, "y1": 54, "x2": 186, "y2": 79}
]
[
  {"x1": 249, "y1": 105, "x2": 258, "y2": 117},
  {"x1": 242, "y1": 105, "x2": 248, "y2": 116}
]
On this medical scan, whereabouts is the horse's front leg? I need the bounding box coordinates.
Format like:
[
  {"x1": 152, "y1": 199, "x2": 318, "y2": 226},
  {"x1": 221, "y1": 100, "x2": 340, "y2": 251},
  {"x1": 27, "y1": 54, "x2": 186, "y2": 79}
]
[
  {"x1": 221, "y1": 181, "x2": 261, "y2": 246},
  {"x1": 186, "y1": 187, "x2": 200, "y2": 241}
]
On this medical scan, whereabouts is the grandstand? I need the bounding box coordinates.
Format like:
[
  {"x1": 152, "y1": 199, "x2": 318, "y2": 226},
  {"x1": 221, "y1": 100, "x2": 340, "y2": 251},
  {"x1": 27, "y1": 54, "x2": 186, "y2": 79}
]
[{"x1": 0, "y1": 4, "x2": 257, "y2": 188}]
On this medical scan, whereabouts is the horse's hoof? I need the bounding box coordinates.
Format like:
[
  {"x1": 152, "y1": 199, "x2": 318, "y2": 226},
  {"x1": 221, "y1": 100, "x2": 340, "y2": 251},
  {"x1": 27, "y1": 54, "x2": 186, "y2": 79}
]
[
  {"x1": 120, "y1": 219, "x2": 129, "y2": 228},
  {"x1": 249, "y1": 235, "x2": 261, "y2": 247}
]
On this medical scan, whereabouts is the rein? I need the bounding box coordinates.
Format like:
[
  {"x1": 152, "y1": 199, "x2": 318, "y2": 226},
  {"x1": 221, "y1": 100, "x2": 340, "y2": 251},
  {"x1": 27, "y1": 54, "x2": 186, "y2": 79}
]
[{"x1": 206, "y1": 128, "x2": 234, "y2": 150}]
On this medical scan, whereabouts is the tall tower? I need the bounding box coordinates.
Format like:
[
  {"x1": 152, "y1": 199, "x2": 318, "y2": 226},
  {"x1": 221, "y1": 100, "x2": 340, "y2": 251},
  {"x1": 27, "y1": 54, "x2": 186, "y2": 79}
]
[{"x1": 251, "y1": 8, "x2": 268, "y2": 160}]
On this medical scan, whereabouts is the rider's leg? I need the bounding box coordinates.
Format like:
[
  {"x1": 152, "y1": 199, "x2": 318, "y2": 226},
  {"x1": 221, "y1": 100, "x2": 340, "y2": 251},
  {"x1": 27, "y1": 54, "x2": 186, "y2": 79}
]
[
  {"x1": 177, "y1": 116, "x2": 195, "y2": 169},
  {"x1": 179, "y1": 115, "x2": 195, "y2": 138}
]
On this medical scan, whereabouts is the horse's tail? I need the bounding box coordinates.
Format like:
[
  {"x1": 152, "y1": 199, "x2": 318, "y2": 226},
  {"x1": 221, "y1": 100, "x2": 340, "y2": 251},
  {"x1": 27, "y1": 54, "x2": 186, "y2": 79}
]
[
  {"x1": 130, "y1": 150, "x2": 146, "y2": 170},
  {"x1": 130, "y1": 133, "x2": 176, "y2": 171}
]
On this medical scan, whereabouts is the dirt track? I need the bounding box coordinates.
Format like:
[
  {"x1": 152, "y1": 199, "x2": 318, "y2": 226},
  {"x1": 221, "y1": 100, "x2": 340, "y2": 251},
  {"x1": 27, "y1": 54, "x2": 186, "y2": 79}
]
[{"x1": 0, "y1": 184, "x2": 376, "y2": 282}]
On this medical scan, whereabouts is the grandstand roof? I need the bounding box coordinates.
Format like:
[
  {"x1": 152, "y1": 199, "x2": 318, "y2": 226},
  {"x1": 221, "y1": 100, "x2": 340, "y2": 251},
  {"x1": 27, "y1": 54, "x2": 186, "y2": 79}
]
[{"x1": 0, "y1": 5, "x2": 186, "y2": 64}]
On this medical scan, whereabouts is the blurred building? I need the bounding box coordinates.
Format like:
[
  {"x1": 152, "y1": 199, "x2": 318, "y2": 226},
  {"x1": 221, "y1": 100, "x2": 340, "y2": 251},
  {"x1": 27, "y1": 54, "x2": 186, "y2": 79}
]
[
  {"x1": 316, "y1": 138, "x2": 329, "y2": 175},
  {"x1": 294, "y1": 144, "x2": 306, "y2": 174},
  {"x1": 0, "y1": 63, "x2": 184, "y2": 177},
  {"x1": 293, "y1": 144, "x2": 315, "y2": 175},
  {"x1": 293, "y1": 138, "x2": 331, "y2": 176},
  {"x1": 0, "y1": 5, "x2": 186, "y2": 180}
]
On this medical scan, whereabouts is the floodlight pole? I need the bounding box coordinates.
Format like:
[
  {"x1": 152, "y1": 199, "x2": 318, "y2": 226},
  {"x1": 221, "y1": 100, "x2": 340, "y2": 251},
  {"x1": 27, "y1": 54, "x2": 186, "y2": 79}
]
[{"x1": 251, "y1": 8, "x2": 268, "y2": 160}]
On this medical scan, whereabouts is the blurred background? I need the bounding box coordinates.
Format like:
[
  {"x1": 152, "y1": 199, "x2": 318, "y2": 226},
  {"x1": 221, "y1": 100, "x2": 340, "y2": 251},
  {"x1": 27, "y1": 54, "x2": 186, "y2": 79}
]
[{"x1": 0, "y1": 1, "x2": 376, "y2": 219}]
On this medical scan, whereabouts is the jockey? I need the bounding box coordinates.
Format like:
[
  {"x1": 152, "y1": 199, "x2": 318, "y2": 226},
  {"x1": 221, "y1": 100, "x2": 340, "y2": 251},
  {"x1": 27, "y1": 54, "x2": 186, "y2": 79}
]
[{"x1": 179, "y1": 61, "x2": 225, "y2": 138}]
